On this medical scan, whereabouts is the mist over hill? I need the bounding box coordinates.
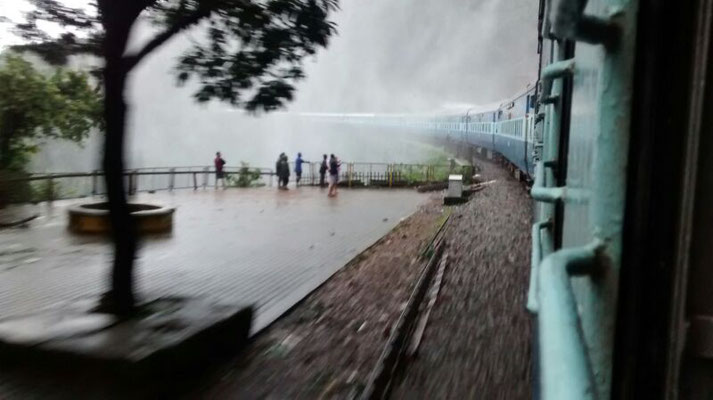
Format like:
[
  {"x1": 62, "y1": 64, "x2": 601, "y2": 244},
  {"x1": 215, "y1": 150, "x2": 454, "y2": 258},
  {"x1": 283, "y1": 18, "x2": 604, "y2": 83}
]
[{"x1": 27, "y1": 0, "x2": 538, "y2": 172}]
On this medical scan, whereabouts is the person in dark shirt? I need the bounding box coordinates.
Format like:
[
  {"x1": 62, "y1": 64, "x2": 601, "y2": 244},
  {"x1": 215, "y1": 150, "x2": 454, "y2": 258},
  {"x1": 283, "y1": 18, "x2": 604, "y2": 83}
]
[
  {"x1": 276, "y1": 153, "x2": 290, "y2": 189},
  {"x1": 214, "y1": 151, "x2": 226, "y2": 189},
  {"x1": 327, "y1": 154, "x2": 341, "y2": 197},
  {"x1": 281, "y1": 154, "x2": 290, "y2": 188},
  {"x1": 319, "y1": 154, "x2": 328, "y2": 188}
]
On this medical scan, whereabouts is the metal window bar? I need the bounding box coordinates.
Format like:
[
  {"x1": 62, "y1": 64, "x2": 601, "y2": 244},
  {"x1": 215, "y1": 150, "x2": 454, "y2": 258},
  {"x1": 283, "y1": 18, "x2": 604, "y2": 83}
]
[{"x1": 528, "y1": 0, "x2": 635, "y2": 399}]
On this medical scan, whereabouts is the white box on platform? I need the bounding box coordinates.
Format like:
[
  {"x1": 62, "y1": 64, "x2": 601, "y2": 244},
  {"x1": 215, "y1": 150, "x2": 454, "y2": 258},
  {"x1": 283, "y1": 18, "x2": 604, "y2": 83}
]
[{"x1": 447, "y1": 175, "x2": 463, "y2": 198}]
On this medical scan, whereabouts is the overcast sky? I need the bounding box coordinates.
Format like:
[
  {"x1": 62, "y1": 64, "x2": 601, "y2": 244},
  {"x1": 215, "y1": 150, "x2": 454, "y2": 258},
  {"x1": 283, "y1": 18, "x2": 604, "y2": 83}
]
[
  {"x1": 2, "y1": 0, "x2": 538, "y2": 113},
  {"x1": 5, "y1": 0, "x2": 540, "y2": 171},
  {"x1": 1, "y1": 0, "x2": 89, "y2": 49}
]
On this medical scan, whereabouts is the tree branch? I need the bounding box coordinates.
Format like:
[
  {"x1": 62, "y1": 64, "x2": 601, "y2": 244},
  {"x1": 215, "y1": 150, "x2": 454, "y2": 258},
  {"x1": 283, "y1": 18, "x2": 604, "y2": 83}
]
[{"x1": 123, "y1": 7, "x2": 210, "y2": 71}]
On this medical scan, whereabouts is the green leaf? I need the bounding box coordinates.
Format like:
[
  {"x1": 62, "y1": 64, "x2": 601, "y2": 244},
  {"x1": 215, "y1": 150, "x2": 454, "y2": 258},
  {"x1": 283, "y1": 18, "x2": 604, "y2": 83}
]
[{"x1": 0, "y1": 54, "x2": 103, "y2": 170}]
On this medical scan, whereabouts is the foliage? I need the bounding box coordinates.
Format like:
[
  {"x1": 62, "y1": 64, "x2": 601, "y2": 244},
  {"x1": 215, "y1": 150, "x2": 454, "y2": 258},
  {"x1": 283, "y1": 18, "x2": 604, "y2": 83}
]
[
  {"x1": 0, "y1": 54, "x2": 102, "y2": 170},
  {"x1": 0, "y1": 173, "x2": 69, "y2": 206},
  {"x1": 461, "y1": 165, "x2": 474, "y2": 185},
  {"x1": 226, "y1": 162, "x2": 262, "y2": 187},
  {"x1": 393, "y1": 160, "x2": 452, "y2": 184},
  {"x1": 29, "y1": 178, "x2": 69, "y2": 202},
  {"x1": 0, "y1": 170, "x2": 33, "y2": 206},
  {"x1": 11, "y1": 0, "x2": 339, "y2": 313},
  {"x1": 13, "y1": 1, "x2": 103, "y2": 65},
  {"x1": 392, "y1": 164, "x2": 429, "y2": 184},
  {"x1": 15, "y1": 0, "x2": 339, "y2": 112}
]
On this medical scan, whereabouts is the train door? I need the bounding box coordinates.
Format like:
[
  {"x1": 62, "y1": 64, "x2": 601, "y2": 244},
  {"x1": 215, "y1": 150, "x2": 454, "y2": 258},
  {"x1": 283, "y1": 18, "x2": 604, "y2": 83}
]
[
  {"x1": 612, "y1": 0, "x2": 713, "y2": 398},
  {"x1": 529, "y1": 0, "x2": 639, "y2": 398}
]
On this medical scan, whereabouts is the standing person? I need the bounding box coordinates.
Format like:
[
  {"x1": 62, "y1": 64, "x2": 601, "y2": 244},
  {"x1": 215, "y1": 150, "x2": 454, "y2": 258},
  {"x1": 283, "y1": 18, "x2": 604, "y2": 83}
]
[
  {"x1": 295, "y1": 152, "x2": 304, "y2": 186},
  {"x1": 275, "y1": 153, "x2": 283, "y2": 188},
  {"x1": 214, "y1": 151, "x2": 226, "y2": 189},
  {"x1": 319, "y1": 154, "x2": 328, "y2": 188},
  {"x1": 277, "y1": 153, "x2": 290, "y2": 189},
  {"x1": 327, "y1": 154, "x2": 341, "y2": 197}
]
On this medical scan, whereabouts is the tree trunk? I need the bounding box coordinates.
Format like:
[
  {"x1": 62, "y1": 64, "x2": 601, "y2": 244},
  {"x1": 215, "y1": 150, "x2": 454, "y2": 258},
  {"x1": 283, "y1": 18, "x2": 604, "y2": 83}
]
[
  {"x1": 100, "y1": 64, "x2": 137, "y2": 315},
  {"x1": 95, "y1": 0, "x2": 198, "y2": 314},
  {"x1": 97, "y1": 3, "x2": 140, "y2": 315}
]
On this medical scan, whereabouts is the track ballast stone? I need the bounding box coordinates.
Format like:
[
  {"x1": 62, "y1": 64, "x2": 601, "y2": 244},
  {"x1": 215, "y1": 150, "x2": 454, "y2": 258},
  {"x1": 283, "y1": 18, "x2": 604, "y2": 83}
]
[{"x1": 391, "y1": 159, "x2": 533, "y2": 400}]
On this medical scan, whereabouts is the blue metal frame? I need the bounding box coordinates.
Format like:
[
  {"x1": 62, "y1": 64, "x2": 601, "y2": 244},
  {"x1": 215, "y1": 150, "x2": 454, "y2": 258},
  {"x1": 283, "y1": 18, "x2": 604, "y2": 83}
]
[
  {"x1": 528, "y1": 0, "x2": 638, "y2": 398},
  {"x1": 538, "y1": 241, "x2": 603, "y2": 399}
]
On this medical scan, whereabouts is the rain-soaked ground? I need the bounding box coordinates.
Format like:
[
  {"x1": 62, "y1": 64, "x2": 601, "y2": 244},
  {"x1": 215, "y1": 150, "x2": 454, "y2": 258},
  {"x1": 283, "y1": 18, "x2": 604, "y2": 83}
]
[
  {"x1": 390, "y1": 159, "x2": 533, "y2": 399},
  {"x1": 0, "y1": 160, "x2": 533, "y2": 399},
  {"x1": 201, "y1": 159, "x2": 534, "y2": 399},
  {"x1": 0, "y1": 186, "x2": 425, "y2": 334}
]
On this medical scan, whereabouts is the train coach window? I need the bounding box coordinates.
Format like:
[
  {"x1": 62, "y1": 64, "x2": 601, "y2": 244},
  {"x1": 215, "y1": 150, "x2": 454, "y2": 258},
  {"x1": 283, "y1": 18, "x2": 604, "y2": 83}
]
[{"x1": 528, "y1": 95, "x2": 536, "y2": 111}]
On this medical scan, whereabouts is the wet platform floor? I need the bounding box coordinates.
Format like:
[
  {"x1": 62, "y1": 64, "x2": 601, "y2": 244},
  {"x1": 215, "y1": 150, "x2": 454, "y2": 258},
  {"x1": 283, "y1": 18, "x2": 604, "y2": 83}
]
[{"x1": 0, "y1": 187, "x2": 425, "y2": 334}]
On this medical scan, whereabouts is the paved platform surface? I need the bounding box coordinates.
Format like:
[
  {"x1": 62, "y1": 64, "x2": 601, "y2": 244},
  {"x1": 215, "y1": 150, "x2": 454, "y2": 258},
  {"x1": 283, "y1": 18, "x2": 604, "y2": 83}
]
[{"x1": 0, "y1": 187, "x2": 425, "y2": 335}]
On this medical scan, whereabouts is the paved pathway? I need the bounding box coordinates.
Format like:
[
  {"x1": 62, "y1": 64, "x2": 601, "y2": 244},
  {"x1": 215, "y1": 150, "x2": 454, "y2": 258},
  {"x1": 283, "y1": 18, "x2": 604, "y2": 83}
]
[{"x1": 0, "y1": 187, "x2": 425, "y2": 334}]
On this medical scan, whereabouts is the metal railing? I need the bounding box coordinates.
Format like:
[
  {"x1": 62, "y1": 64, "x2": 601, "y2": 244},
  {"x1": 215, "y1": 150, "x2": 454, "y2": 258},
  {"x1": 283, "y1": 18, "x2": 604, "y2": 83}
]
[
  {"x1": 293, "y1": 161, "x2": 462, "y2": 188},
  {"x1": 0, "y1": 166, "x2": 275, "y2": 204},
  {"x1": 2, "y1": 161, "x2": 467, "y2": 204}
]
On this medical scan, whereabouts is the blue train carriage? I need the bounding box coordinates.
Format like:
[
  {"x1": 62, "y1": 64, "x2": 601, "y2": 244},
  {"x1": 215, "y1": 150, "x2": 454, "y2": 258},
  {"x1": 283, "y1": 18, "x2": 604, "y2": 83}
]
[
  {"x1": 465, "y1": 105, "x2": 499, "y2": 150},
  {"x1": 428, "y1": 109, "x2": 463, "y2": 145},
  {"x1": 409, "y1": 96, "x2": 538, "y2": 177},
  {"x1": 491, "y1": 84, "x2": 537, "y2": 177},
  {"x1": 466, "y1": 112, "x2": 495, "y2": 150},
  {"x1": 435, "y1": 103, "x2": 499, "y2": 152},
  {"x1": 523, "y1": 0, "x2": 713, "y2": 397}
]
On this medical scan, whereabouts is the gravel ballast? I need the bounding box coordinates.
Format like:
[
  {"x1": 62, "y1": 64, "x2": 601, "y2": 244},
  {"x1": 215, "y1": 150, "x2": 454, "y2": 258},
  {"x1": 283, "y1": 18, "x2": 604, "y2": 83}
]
[{"x1": 391, "y1": 159, "x2": 533, "y2": 399}]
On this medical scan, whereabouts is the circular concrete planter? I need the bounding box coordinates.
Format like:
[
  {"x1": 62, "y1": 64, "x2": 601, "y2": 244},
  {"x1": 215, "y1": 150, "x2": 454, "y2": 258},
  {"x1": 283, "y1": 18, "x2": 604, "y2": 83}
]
[{"x1": 68, "y1": 202, "x2": 175, "y2": 234}]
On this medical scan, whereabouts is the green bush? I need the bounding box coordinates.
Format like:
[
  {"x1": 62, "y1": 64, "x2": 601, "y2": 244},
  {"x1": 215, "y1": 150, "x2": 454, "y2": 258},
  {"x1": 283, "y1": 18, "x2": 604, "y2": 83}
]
[
  {"x1": 226, "y1": 162, "x2": 262, "y2": 188},
  {"x1": 30, "y1": 179, "x2": 65, "y2": 202},
  {"x1": 0, "y1": 170, "x2": 33, "y2": 206}
]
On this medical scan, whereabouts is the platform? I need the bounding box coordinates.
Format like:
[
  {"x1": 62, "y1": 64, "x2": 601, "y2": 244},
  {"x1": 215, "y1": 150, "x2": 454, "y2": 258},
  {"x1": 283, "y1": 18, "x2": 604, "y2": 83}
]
[{"x1": 0, "y1": 187, "x2": 425, "y2": 335}]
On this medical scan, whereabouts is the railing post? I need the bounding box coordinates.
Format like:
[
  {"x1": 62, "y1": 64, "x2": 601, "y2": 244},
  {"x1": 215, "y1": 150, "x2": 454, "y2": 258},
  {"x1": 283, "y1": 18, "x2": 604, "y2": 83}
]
[
  {"x1": 91, "y1": 170, "x2": 98, "y2": 196},
  {"x1": 47, "y1": 176, "x2": 54, "y2": 203},
  {"x1": 308, "y1": 162, "x2": 312, "y2": 186},
  {"x1": 132, "y1": 170, "x2": 138, "y2": 195},
  {"x1": 348, "y1": 163, "x2": 353, "y2": 188},
  {"x1": 169, "y1": 168, "x2": 175, "y2": 191},
  {"x1": 127, "y1": 171, "x2": 132, "y2": 195},
  {"x1": 203, "y1": 167, "x2": 208, "y2": 189},
  {"x1": 389, "y1": 164, "x2": 393, "y2": 188},
  {"x1": 193, "y1": 172, "x2": 198, "y2": 190}
]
